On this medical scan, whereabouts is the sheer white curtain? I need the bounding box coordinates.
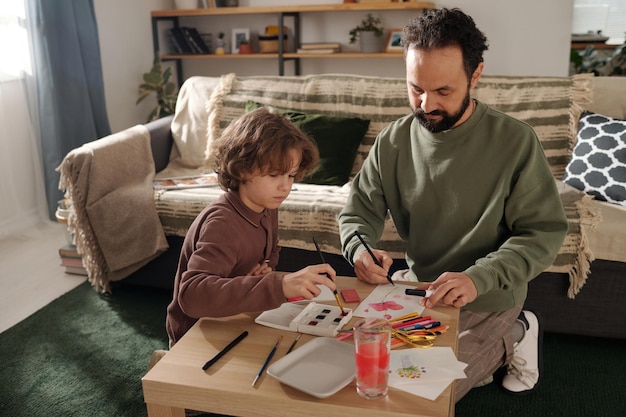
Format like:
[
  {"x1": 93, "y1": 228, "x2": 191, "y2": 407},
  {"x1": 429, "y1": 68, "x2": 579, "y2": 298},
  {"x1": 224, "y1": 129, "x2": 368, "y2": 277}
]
[{"x1": 0, "y1": 0, "x2": 50, "y2": 240}]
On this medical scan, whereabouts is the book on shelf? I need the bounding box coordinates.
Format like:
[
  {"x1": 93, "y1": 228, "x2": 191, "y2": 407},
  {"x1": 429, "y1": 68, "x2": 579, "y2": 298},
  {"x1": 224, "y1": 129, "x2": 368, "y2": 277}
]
[
  {"x1": 181, "y1": 27, "x2": 211, "y2": 54},
  {"x1": 167, "y1": 27, "x2": 194, "y2": 54},
  {"x1": 298, "y1": 42, "x2": 341, "y2": 50},
  {"x1": 296, "y1": 47, "x2": 341, "y2": 54},
  {"x1": 153, "y1": 172, "x2": 219, "y2": 190}
]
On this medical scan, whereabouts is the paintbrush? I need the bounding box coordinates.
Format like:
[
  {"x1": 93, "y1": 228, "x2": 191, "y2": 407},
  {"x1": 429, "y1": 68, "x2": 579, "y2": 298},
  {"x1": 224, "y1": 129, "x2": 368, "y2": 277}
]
[{"x1": 312, "y1": 237, "x2": 345, "y2": 312}]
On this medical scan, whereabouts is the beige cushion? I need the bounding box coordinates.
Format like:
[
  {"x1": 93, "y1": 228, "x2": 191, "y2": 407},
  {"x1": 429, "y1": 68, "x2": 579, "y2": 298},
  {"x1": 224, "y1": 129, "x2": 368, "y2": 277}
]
[
  {"x1": 589, "y1": 76, "x2": 626, "y2": 120},
  {"x1": 169, "y1": 74, "x2": 592, "y2": 181}
]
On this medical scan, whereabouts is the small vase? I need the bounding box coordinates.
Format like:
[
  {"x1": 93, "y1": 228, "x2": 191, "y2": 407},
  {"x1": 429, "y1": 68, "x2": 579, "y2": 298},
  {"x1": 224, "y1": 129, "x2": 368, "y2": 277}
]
[
  {"x1": 238, "y1": 44, "x2": 252, "y2": 54},
  {"x1": 215, "y1": 38, "x2": 226, "y2": 55},
  {"x1": 359, "y1": 31, "x2": 383, "y2": 53}
]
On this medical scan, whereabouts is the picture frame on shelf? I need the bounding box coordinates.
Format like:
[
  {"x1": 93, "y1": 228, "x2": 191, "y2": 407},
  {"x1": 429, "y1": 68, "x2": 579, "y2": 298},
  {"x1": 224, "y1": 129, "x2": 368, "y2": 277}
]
[
  {"x1": 232, "y1": 28, "x2": 250, "y2": 54},
  {"x1": 386, "y1": 29, "x2": 404, "y2": 53}
]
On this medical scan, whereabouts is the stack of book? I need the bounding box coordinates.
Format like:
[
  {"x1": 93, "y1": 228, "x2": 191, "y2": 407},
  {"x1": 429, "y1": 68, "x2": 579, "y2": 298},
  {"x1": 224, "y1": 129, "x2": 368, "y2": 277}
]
[
  {"x1": 296, "y1": 42, "x2": 341, "y2": 54},
  {"x1": 59, "y1": 243, "x2": 87, "y2": 276},
  {"x1": 167, "y1": 27, "x2": 211, "y2": 55}
]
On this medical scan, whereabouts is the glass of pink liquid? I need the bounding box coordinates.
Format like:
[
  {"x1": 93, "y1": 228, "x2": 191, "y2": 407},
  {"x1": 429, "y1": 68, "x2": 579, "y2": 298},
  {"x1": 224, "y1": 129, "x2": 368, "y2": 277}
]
[{"x1": 354, "y1": 317, "x2": 391, "y2": 399}]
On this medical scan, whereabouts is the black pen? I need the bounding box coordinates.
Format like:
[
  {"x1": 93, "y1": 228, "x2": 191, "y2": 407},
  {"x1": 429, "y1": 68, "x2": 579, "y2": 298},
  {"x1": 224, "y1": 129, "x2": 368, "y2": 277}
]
[
  {"x1": 353, "y1": 231, "x2": 395, "y2": 286},
  {"x1": 405, "y1": 288, "x2": 434, "y2": 297},
  {"x1": 252, "y1": 335, "x2": 282, "y2": 387},
  {"x1": 202, "y1": 330, "x2": 248, "y2": 370},
  {"x1": 313, "y1": 237, "x2": 345, "y2": 311}
]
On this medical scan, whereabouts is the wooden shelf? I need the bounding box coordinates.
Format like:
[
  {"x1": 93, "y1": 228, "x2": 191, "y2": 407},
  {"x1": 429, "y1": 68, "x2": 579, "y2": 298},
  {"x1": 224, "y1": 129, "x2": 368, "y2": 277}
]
[
  {"x1": 152, "y1": 3, "x2": 436, "y2": 17},
  {"x1": 151, "y1": 2, "x2": 435, "y2": 80},
  {"x1": 162, "y1": 52, "x2": 406, "y2": 59},
  {"x1": 571, "y1": 42, "x2": 617, "y2": 50},
  {"x1": 287, "y1": 52, "x2": 405, "y2": 58}
]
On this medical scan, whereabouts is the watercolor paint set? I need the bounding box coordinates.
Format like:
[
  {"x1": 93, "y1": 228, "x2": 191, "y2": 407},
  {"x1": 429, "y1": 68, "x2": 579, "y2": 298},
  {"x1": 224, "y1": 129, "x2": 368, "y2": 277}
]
[{"x1": 255, "y1": 302, "x2": 353, "y2": 337}]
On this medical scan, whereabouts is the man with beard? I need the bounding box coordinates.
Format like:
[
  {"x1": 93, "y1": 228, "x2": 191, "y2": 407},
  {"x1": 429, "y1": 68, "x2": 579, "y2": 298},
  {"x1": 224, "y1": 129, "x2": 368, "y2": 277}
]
[{"x1": 338, "y1": 8, "x2": 567, "y2": 401}]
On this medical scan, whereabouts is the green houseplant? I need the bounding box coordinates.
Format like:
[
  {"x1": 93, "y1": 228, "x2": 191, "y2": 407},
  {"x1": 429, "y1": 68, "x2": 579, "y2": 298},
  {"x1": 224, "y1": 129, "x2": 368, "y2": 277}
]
[
  {"x1": 570, "y1": 42, "x2": 626, "y2": 76},
  {"x1": 136, "y1": 55, "x2": 178, "y2": 122},
  {"x1": 349, "y1": 13, "x2": 384, "y2": 46}
]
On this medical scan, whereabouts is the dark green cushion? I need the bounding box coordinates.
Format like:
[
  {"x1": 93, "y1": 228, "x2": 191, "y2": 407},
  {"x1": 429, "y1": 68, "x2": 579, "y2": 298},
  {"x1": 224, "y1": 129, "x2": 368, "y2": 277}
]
[{"x1": 245, "y1": 101, "x2": 370, "y2": 186}]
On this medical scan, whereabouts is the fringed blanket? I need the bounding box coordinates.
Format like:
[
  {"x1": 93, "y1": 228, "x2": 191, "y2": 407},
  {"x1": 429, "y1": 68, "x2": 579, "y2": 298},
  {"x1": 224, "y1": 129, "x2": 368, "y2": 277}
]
[{"x1": 58, "y1": 125, "x2": 168, "y2": 293}]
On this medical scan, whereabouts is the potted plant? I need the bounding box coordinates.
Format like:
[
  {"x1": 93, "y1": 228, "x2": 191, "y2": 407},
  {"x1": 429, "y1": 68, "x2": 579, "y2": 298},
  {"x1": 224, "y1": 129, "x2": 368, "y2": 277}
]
[
  {"x1": 136, "y1": 55, "x2": 178, "y2": 122},
  {"x1": 238, "y1": 38, "x2": 253, "y2": 54},
  {"x1": 349, "y1": 13, "x2": 384, "y2": 53},
  {"x1": 570, "y1": 42, "x2": 626, "y2": 76}
]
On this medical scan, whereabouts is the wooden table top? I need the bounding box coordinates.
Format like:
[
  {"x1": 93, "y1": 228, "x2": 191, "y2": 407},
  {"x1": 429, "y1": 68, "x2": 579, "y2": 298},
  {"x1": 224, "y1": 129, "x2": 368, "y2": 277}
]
[{"x1": 142, "y1": 276, "x2": 459, "y2": 417}]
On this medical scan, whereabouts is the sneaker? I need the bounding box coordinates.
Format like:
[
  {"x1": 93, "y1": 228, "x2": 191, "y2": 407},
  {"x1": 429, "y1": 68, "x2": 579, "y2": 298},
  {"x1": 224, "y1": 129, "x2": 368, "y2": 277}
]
[{"x1": 501, "y1": 310, "x2": 543, "y2": 395}]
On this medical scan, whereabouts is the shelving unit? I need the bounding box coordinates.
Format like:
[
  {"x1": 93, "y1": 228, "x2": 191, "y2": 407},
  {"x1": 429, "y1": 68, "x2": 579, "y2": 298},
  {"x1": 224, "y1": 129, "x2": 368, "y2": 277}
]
[{"x1": 151, "y1": 2, "x2": 435, "y2": 82}]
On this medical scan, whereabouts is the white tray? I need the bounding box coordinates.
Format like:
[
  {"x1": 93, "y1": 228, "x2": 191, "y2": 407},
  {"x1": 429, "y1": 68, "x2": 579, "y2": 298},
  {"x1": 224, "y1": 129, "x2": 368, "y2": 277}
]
[{"x1": 266, "y1": 337, "x2": 356, "y2": 398}]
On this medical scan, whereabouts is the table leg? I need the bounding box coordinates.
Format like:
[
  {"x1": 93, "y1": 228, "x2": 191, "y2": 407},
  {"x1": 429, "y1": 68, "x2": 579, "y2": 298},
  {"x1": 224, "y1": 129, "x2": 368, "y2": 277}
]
[{"x1": 146, "y1": 403, "x2": 185, "y2": 417}]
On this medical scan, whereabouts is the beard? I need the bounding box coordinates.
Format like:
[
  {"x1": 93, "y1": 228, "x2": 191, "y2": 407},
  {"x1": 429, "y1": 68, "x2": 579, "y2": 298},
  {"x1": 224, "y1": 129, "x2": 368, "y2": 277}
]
[{"x1": 413, "y1": 92, "x2": 472, "y2": 133}]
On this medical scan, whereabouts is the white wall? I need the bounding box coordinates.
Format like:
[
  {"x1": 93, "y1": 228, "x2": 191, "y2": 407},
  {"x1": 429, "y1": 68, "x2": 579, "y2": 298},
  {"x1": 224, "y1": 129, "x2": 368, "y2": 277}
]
[
  {"x1": 93, "y1": 0, "x2": 171, "y2": 132},
  {"x1": 94, "y1": 0, "x2": 573, "y2": 132}
]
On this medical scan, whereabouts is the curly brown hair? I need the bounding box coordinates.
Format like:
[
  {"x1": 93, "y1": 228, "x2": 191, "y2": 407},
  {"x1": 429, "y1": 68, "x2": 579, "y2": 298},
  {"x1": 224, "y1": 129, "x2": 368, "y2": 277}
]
[
  {"x1": 213, "y1": 107, "x2": 319, "y2": 191},
  {"x1": 402, "y1": 8, "x2": 489, "y2": 80}
]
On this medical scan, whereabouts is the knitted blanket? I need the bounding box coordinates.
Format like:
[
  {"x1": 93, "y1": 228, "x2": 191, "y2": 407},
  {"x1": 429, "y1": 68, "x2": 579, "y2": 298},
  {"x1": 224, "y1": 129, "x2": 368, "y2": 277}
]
[{"x1": 58, "y1": 125, "x2": 168, "y2": 293}]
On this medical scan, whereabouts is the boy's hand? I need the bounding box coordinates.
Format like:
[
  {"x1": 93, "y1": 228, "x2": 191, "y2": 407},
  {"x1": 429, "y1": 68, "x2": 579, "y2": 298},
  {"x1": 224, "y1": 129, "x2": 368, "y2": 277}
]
[
  {"x1": 282, "y1": 264, "x2": 337, "y2": 300},
  {"x1": 247, "y1": 262, "x2": 272, "y2": 276}
]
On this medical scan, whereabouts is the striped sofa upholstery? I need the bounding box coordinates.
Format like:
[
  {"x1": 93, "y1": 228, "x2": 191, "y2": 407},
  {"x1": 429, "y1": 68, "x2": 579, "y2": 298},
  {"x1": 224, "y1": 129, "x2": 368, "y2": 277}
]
[{"x1": 157, "y1": 73, "x2": 597, "y2": 297}]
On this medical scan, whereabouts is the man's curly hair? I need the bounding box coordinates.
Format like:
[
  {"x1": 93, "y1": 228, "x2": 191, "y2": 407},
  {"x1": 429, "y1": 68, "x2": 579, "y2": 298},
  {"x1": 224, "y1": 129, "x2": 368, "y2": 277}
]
[{"x1": 402, "y1": 8, "x2": 489, "y2": 79}]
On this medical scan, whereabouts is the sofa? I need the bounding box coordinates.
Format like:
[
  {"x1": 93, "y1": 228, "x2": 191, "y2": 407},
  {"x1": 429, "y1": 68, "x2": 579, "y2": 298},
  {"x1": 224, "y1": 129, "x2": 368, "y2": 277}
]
[{"x1": 58, "y1": 73, "x2": 626, "y2": 339}]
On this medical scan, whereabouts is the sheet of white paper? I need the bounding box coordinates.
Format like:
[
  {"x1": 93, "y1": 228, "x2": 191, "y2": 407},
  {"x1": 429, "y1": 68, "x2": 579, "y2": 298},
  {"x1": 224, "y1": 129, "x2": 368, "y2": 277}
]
[
  {"x1": 291, "y1": 284, "x2": 336, "y2": 303},
  {"x1": 388, "y1": 347, "x2": 467, "y2": 401},
  {"x1": 352, "y1": 284, "x2": 425, "y2": 320}
]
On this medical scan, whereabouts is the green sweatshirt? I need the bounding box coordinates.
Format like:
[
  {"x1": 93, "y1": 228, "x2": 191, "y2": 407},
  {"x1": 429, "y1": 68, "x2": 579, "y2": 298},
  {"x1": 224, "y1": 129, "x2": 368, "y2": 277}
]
[{"x1": 339, "y1": 101, "x2": 568, "y2": 312}]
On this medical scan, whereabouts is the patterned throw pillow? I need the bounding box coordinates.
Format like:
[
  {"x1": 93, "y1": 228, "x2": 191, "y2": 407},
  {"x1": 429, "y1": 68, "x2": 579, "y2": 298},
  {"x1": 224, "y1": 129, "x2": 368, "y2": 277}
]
[{"x1": 563, "y1": 112, "x2": 626, "y2": 205}]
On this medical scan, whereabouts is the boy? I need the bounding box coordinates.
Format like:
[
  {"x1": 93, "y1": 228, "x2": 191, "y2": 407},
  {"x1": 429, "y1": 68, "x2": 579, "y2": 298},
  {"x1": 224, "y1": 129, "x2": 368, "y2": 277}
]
[{"x1": 166, "y1": 107, "x2": 337, "y2": 345}]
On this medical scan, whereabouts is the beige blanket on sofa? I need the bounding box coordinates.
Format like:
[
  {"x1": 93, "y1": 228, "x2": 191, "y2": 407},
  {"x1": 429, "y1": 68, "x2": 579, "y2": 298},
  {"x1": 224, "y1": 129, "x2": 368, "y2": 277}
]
[{"x1": 58, "y1": 125, "x2": 168, "y2": 293}]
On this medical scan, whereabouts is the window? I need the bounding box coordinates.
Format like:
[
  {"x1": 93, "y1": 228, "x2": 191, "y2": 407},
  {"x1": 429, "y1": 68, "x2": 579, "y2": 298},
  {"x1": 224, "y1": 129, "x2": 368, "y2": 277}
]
[
  {"x1": 572, "y1": 0, "x2": 626, "y2": 44},
  {"x1": 0, "y1": 0, "x2": 31, "y2": 81}
]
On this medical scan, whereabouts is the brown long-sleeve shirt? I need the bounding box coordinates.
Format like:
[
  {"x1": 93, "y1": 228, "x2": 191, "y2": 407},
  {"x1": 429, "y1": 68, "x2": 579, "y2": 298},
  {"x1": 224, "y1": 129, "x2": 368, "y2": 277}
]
[{"x1": 166, "y1": 191, "x2": 284, "y2": 344}]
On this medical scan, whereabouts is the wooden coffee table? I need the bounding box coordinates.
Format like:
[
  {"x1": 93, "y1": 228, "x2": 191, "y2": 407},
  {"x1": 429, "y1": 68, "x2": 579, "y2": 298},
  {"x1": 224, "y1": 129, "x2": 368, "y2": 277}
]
[{"x1": 142, "y1": 276, "x2": 459, "y2": 417}]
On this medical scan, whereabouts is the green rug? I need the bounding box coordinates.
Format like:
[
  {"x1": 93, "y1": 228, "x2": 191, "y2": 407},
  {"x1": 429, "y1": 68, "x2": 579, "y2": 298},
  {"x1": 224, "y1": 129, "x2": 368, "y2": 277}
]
[
  {"x1": 0, "y1": 282, "x2": 170, "y2": 417},
  {"x1": 1, "y1": 281, "x2": 625, "y2": 417}
]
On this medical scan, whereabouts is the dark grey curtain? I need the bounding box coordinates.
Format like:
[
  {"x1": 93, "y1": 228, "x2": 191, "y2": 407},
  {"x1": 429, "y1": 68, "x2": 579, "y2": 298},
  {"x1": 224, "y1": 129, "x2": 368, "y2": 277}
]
[{"x1": 26, "y1": 0, "x2": 111, "y2": 219}]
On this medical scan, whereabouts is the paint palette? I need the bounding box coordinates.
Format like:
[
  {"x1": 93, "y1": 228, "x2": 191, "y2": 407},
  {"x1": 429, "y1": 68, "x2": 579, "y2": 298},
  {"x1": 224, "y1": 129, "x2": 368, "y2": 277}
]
[{"x1": 255, "y1": 302, "x2": 353, "y2": 337}]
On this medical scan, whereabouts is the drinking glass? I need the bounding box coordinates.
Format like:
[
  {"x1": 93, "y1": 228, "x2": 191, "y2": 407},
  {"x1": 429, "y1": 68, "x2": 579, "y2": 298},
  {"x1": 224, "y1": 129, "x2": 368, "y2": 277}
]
[{"x1": 353, "y1": 317, "x2": 391, "y2": 399}]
